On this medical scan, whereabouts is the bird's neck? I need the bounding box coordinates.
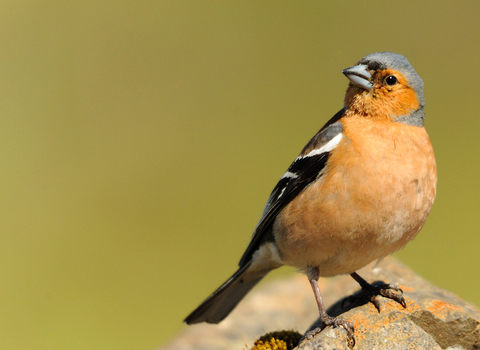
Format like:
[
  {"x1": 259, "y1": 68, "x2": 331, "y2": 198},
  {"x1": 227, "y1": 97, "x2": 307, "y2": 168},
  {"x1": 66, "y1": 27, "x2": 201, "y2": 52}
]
[{"x1": 343, "y1": 86, "x2": 421, "y2": 121}]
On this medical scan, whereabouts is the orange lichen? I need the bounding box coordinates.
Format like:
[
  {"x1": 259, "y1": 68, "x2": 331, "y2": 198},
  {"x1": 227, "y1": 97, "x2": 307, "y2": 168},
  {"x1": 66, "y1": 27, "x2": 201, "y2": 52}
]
[
  {"x1": 399, "y1": 285, "x2": 415, "y2": 292},
  {"x1": 404, "y1": 298, "x2": 421, "y2": 312},
  {"x1": 425, "y1": 300, "x2": 464, "y2": 319}
]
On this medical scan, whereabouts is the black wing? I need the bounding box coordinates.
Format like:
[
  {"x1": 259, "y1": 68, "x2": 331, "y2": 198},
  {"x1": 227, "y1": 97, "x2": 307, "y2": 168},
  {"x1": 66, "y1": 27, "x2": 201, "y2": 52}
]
[{"x1": 238, "y1": 109, "x2": 345, "y2": 267}]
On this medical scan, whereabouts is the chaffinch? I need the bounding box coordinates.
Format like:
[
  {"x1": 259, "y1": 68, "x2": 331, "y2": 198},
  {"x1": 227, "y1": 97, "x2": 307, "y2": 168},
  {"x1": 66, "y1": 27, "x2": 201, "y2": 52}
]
[{"x1": 184, "y1": 52, "x2": 437, "y2": 345}]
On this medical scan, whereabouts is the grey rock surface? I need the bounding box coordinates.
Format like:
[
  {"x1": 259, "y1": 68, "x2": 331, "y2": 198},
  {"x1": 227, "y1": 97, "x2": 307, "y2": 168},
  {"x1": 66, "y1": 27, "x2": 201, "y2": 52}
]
[{"x1": 161, "y1": 258, "x2": 480, "y2": 350}]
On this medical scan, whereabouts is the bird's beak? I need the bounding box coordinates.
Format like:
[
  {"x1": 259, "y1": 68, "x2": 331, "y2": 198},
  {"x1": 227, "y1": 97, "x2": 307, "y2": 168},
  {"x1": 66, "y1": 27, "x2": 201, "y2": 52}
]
[{"x1": 342, "y1": 64, "x2": 372, "y2": 90}]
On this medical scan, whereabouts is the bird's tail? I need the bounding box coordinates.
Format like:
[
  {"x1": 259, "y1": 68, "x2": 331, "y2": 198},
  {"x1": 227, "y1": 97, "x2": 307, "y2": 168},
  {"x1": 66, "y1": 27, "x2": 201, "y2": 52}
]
[{"x1": 184, "y1": 260, "x2": 273, "y2": 324}]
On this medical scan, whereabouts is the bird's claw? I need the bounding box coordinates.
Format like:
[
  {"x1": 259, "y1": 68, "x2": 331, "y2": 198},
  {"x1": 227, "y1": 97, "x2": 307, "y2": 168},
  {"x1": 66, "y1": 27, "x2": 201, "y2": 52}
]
[
  {"x1": 344, "y1": 281, "x2": 406, "y2": 312},
  {"x1": 299, "y1": 314, "x2": 355, "y2": 348}
]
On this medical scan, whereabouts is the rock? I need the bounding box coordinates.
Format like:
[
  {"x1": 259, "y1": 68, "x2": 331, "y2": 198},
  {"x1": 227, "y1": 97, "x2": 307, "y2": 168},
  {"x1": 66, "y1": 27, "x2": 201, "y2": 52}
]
[
  {"x1": 298, "y1": 259, "x2": 480, "y2": 349},
  {"x1": 160, "y1": 258, "x2": 480, "y2": 350}
]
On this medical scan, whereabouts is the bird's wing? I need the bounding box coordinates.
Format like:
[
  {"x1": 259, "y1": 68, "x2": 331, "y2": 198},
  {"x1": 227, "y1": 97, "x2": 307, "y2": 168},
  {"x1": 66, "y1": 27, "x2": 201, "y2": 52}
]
[{"x1": 238, "y1": 108, "x2": 345, "y2": 267}]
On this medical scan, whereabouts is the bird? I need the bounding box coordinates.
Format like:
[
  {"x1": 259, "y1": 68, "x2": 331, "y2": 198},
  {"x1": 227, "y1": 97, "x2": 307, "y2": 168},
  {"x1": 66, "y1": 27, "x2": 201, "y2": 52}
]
[{"x1": 184, "y1": 52, "x2": 437, "y2": 345}]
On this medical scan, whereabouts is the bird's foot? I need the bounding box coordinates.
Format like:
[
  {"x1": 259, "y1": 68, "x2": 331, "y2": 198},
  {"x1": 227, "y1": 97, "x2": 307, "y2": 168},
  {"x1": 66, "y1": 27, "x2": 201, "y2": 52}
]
[
  {"x1": 300, "y1": 313, "x2": 355, "y2": 348},
  {"x1": 347, "y1": 280, "x2": 406, "y2": 312}
]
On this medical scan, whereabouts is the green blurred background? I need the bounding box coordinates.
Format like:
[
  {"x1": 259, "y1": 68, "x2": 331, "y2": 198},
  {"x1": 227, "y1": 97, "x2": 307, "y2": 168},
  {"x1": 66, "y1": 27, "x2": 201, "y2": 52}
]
[{"x1": 1, "y1": 1, "x2": 479, "y2": 349}]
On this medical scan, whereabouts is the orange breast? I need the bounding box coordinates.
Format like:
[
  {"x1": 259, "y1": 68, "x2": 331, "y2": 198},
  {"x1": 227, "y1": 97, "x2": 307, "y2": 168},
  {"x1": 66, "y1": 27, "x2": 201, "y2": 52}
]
[{"x1": 273, "y1": 116, "x2": 437, "y2": 276}]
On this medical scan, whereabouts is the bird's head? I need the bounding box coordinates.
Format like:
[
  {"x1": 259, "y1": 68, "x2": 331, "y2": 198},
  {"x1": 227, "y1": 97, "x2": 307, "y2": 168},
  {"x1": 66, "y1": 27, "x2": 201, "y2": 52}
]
[{"x1": 342, "y1": 52, "x2": 425, "y2": 126}]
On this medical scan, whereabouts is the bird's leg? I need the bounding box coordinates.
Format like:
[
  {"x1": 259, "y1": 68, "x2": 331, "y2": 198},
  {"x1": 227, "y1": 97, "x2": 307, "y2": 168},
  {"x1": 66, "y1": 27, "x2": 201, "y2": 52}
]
[
  {"x1": 300, "y1": 266, "x2": 355, "y2": 347},
  {"x1": 349, "y1": 272, "x2": 406, "y2": 312}
]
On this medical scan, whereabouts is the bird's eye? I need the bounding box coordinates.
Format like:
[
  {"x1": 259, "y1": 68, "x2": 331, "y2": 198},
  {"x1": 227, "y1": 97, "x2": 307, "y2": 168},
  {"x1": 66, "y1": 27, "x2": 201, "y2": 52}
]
[{"x1": 385, "y1": 75, "x2": 398, "y2": 86}]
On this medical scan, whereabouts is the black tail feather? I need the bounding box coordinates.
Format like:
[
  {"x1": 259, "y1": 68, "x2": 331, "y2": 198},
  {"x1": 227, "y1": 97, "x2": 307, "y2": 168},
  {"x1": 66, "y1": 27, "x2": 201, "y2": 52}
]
[{"x1": 184, "y1": 261, "x2": 270, "y2": 324}]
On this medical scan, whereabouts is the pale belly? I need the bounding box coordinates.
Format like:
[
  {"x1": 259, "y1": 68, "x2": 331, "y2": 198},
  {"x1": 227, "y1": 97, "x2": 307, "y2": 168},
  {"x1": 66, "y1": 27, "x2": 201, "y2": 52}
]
[{"x1": 272, "y1": 123, "x2": 437, "y2": 276}]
